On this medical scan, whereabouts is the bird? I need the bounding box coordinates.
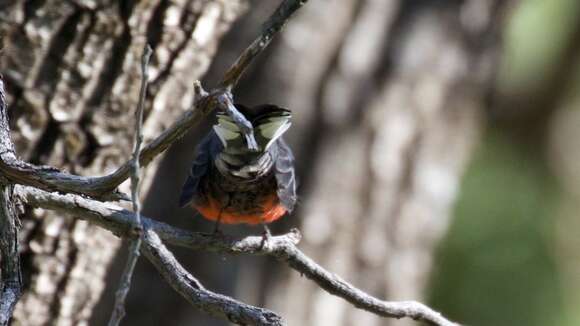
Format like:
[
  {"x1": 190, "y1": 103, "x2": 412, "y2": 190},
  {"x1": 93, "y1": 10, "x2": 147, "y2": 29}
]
[{"x1": 179, "y1": 104, "x2": 297, "y2": 235}]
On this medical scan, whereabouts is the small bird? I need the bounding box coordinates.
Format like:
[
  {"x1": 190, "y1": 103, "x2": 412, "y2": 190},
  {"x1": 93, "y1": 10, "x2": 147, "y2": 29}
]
[{"x1": 179, "y1": 104, "x2": 297, "y2": 234}]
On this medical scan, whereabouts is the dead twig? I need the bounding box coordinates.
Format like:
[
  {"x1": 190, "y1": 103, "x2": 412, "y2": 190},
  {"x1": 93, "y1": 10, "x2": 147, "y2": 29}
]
[
  {"x1": 220, "y1": 0, "x2": 310, "y2": 89},
  {"x1": 142, "y1": 230, "x2": 285, "y2": 326},
  {"x1": 108, "y1": 44, "x2": 152, "y2": 326}
]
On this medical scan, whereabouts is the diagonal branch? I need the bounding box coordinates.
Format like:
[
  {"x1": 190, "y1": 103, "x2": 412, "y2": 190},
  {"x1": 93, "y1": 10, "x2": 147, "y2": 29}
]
[
  {"x1": 0, "y1": 158, "x2": 128, "y2": 201},
  {"x1": 142, "y1": 230, "x2": 285, "y2": 326},
  {"x1": 16, "y1": 185, "x2": 458, "y2": 326},
  {"x1": 220, "y1": 0, "x2": 310, "y2": 89}
]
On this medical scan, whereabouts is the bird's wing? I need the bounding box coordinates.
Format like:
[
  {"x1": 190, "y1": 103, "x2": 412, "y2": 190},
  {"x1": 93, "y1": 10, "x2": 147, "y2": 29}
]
[
  {"x1": 254, "y1": 106, "x2": 292, "y2": 151},
  {"x1": 178, "y1": 132, "x2": 221, "y2": 207},
  {"x1": 214, "y1": 104, "x2": 291, "y2": 153},
  {"x1": 274, "y1": 138, "x2": 297, "y2": 212},
  {"x1": 213, "y1": 112, "x2": 247, "y2": 150}
]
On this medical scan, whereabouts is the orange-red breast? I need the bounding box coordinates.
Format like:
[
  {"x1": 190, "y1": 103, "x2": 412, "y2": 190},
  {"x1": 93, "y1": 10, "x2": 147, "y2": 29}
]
[{"x1": 179, "y1": 104, "x2": 296, "y2": 229}]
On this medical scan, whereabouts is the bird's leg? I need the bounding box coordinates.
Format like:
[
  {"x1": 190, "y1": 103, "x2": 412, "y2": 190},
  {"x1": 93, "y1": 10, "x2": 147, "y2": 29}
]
[
  {"x1": 259, "y1": 222, "x2": 272, "y2": 249},
  {"x1": 213, "y1": 194, "x2": 230, "y2": 236},
  {"x1": 262, "y1": 223, "x2": 272, "y2": 238},
  {"x1": 213, "y1": 207, "x2": 224, "y2": 235}
]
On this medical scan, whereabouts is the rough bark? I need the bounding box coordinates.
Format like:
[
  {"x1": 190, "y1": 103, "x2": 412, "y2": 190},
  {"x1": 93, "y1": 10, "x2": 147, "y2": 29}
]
[
  {"x1": 0, "y1": 0, "x2": 246, "y2": 324},
  {"x1": 0, "y1": 77, "x2": 22, "y2": 326}
]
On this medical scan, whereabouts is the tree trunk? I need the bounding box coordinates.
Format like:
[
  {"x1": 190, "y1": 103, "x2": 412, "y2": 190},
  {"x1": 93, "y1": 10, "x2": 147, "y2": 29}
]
[
  {"x1": 0, "y1": 0, "x2": 245, "y2": 324},
  {"x1": 1, "y1": 0, "x2": 512, "y2": 324},
  {"x1": 230, "y1": 1, "x2": 509, "y2": 325}
]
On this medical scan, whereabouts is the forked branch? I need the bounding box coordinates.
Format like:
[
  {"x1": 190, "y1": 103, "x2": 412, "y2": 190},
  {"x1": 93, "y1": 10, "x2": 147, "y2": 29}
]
[{"x1": 17, "y1": 186, "x2": 457, "y2": 326}]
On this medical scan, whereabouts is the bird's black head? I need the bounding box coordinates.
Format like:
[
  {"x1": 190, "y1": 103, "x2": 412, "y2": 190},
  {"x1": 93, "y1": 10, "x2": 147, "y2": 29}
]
[{"x1": 234, "y1": 104, "x2": 290, "y2": 122}]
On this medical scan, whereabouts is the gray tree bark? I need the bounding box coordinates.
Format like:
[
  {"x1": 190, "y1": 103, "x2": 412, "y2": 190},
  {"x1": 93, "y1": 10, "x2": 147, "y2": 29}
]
[{"x1": 0, "y1": 0, "x2": 246, "y2": 324}]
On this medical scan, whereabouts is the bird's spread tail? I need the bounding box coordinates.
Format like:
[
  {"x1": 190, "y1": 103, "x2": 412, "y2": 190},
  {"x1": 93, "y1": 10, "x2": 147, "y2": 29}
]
[{"x1": 213, "y1": 107, "x2": 291, "y2": 152}]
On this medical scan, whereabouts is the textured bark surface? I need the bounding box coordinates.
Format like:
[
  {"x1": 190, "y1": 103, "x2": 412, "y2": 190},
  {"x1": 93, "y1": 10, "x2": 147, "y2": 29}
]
[{"x1": 0, "y1": 0, "x2": 245, "y2": 324}]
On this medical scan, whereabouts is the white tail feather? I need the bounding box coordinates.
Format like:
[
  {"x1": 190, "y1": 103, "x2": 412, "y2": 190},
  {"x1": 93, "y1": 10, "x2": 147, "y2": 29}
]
[
  {"x1": 258, "y1": 120, "x2": 291, "y2": 150},
  {"x1": 213, "y1": 125, "x2": 240, "y2": 147},
  {"x1": 214, "y1": 108, "x2": 291, "y2": 151}
]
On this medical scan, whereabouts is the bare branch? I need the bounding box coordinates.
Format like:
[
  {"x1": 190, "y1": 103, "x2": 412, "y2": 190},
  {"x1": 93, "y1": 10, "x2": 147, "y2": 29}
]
[
  {"x1": 16, "y1": 185, "x2": 457, "y2": 326},
  {"x1": 108, "y1": 44, "x2": 152, "y2": 326},
  {"x1": 142, "y1": 230, "x2": 285, "y2": 326},
  {"x1": 0, "y1": 81, "x2": 226, "y2": 201},
  {"x1": 0, "y1": 73, "x2": 125, "y2": 199},
  {"x1": 0, "y1": 156, "x2": 129, "y2": 201},
  {"x1": 263, "y1": 244, "x2": 456, "y2": 326},
  {"x1": 16, "y1": 185, "x2": 284, "y2": 326},
  {"x1": 220, "y1": 0, "x2": 310, "y2": 89}
]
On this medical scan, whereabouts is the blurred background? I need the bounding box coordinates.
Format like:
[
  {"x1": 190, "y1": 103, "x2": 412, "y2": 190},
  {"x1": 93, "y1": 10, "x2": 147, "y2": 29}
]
[{"x1": 1, "y1": 0, "x2": 580, "y2": 325}]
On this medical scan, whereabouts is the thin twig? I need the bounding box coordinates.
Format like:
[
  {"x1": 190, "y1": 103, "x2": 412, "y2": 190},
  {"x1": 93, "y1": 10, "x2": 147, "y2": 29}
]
[
  {"x1": 17, "y1": 185, "x2": 458, "y2": 326},
  {"x1": 108, "y1": 44, "x2": 152, "y2": 326},
  {"x1": 220, "y1": 0, "x2": 310, "y2": 89},
  {"x1": 0, "y1": 77, "x2": 22, "y2": 326},
  {"x1": 211, "y1": 0, "x2": 311, "y2": 146},
  {"x1": 142, "y1": 230, "x2": 285, "y2": 326}
]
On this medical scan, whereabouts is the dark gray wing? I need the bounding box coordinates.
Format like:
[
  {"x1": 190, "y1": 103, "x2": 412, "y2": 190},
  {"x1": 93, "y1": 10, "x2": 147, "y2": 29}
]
[
  {"x1": 274, "y1": 138, "x2": 297, "y2": 212},
  {"x1": 178, "y1": 132, "x2": 221, "y2": 207}
]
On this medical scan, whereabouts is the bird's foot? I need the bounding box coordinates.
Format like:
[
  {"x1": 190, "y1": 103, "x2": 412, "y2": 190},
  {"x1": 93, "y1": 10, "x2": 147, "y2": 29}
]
[{"x1": 259, "y1": 224, "x2": 272, "y2": 250}]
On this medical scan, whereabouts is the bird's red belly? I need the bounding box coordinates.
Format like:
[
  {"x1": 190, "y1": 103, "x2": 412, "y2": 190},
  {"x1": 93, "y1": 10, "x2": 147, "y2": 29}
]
[{"x1": 193, "y1": 195, "x2": 287, "y2": 225}]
